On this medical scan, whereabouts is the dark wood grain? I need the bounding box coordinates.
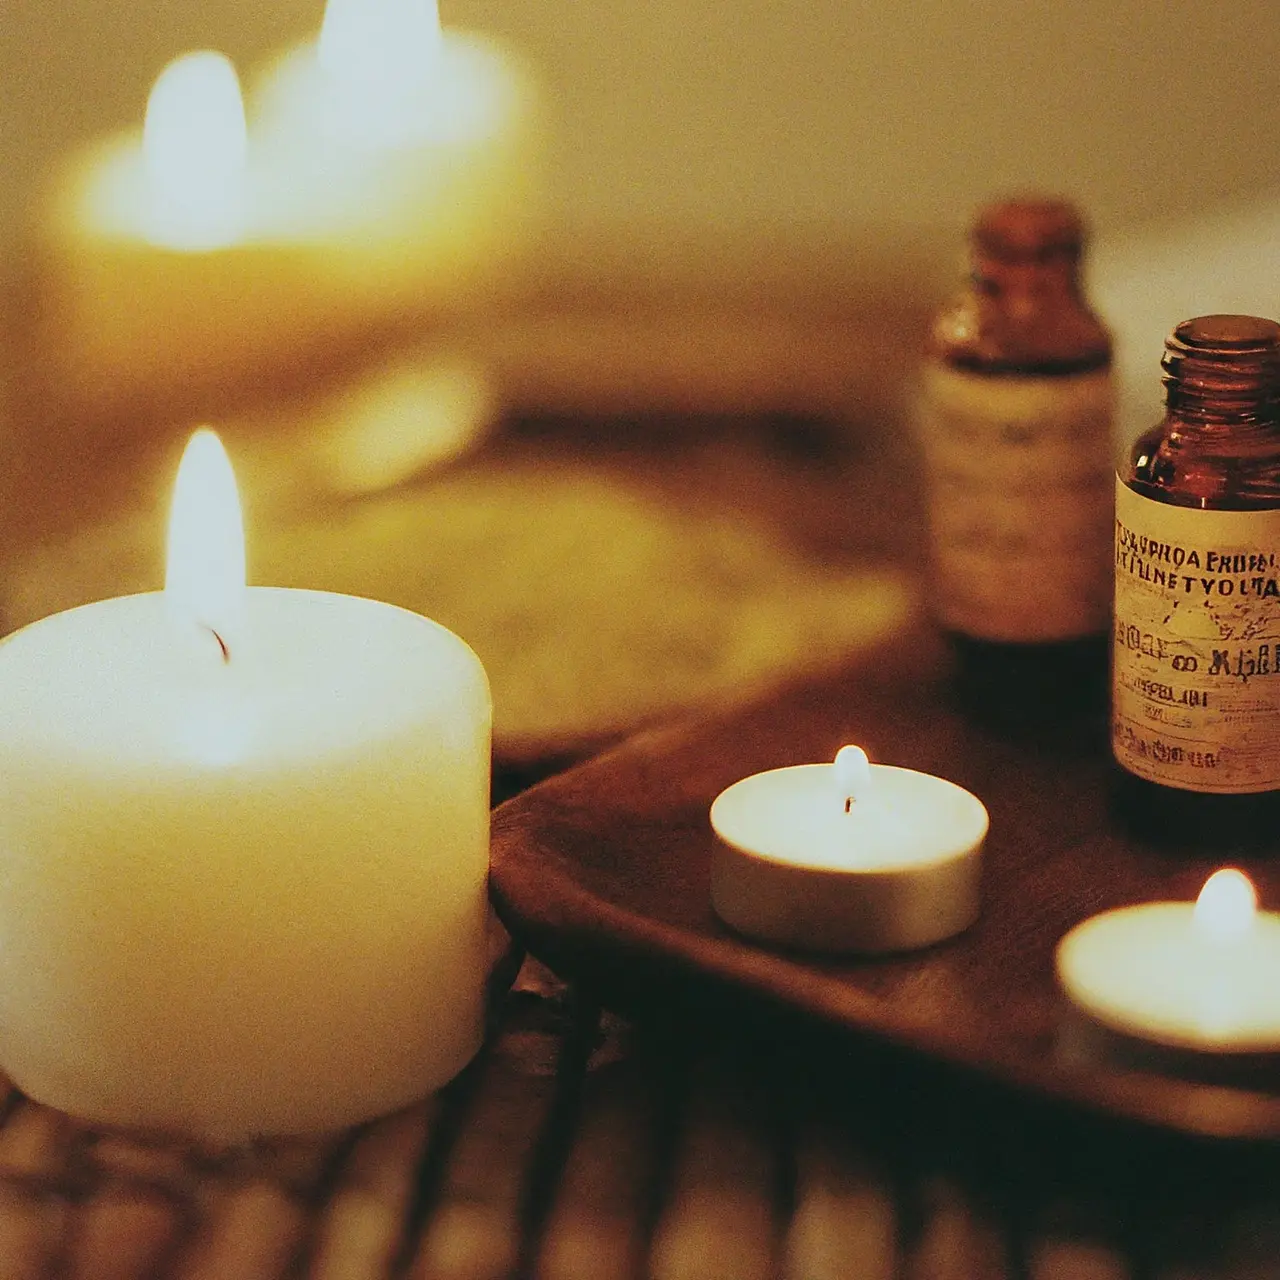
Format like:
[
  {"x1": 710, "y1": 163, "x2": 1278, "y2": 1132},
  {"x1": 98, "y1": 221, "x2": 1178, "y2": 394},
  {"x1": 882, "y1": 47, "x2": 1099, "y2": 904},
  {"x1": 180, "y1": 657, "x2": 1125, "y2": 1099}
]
[{"x1": 490, "y1": 628, "x2": 1280, "y2": 1145}]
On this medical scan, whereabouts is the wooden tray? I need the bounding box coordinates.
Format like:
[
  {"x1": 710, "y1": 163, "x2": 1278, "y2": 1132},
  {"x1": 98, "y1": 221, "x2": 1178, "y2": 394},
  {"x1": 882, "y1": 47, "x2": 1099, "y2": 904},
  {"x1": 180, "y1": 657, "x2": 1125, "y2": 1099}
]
[{"x1": 490, "y1": 630, "x2": 1280, "y2": 1145}]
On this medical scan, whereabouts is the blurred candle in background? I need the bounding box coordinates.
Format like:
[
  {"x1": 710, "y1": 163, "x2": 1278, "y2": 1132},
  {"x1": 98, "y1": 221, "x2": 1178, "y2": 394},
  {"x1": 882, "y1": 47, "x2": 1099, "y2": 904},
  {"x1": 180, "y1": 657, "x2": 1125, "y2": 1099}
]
[
  {"x1": 16, "y1": 0, "x2": 536, "y2": 437},
  {"x1": 252, "y1": 0, "x2": 536, "y2": 266},
  {"x1": 318, "y1": 0, "x2": 446, "y2": 145},
  {"x1": 143, "y1": 51, "x2": 249, "y2": 250}
]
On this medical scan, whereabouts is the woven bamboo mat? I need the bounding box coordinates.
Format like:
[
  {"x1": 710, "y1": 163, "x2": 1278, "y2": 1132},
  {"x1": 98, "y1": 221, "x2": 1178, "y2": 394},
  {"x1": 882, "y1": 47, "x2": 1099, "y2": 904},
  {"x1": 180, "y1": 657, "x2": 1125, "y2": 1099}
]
[{"x1": 0, "y1": 957, "x2": 1276, "y2": 1279}]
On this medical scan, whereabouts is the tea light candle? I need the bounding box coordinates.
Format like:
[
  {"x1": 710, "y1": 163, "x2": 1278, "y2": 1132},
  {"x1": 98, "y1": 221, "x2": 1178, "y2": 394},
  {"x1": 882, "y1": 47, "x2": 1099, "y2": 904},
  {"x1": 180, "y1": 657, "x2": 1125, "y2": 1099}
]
[
  {"x1": 1056, "y1": 869, "x2": 1280, "y2": 1054},
  {"x1": 709, "y1": 747, "x2": 988, "y2": 953},
  {"x1": 25, "y1": 0, "x2": 533, "y2": 428},
  {"x1": 0, "y1": 431, "x2": 492, "y2": 1142}
]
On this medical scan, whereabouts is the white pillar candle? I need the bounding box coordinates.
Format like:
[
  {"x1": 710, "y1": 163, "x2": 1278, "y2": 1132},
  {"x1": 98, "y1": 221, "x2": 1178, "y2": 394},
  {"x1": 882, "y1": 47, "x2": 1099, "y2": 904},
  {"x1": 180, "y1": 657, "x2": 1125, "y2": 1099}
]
[
  {"x1": 0, "y1": 431, "x2": 492, "y2": 1142},
  {"x1": 1056, "y1": 869, "x2": 1280, "y2": 1055},
  {"x1": 709, "y1": 748, "x2": 988, "y2": 954},
  {"x1": 23, "y1": 4, "x2": 534, "y2": 431}
]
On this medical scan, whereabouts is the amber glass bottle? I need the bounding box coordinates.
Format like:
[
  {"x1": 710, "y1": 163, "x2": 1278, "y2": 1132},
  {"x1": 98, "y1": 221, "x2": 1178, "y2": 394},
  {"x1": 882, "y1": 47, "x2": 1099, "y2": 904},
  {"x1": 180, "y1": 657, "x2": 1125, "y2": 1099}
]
[
  {"x1": 1112, "y1": 315, "x2": 1280, "y2": 849},
  {"x1": 917, "y1": 199, "x2": 1114, "y2": 724}
]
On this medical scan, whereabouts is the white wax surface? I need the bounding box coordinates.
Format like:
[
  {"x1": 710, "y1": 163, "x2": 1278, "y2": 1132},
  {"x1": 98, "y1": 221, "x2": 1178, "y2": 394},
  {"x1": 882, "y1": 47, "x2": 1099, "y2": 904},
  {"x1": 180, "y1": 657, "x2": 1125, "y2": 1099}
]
[
  {"x1": 0, "y1": 587, "x2": 491, "y2": 1139},
  {"x1": 709, "y1": 763, "x2": 988, "y2": 872},
  {"x1": 1057, "y1": 903, "x2": 1280, "y2": 1052}
]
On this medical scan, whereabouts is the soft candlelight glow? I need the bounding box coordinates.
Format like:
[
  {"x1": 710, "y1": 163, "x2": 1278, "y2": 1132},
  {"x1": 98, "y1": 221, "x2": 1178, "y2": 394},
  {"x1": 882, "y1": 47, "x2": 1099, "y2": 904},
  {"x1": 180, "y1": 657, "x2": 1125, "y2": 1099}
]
[
  {"x1": 833, "y1": 745, "x2": 872, "y2": 812},
  {"x1": 165, "y1": 429, "x2": 246, "y2": 651},
  {"x1": 320, "y1": 0, "x2": 443, "y2": 80},
  {"x1": 35, "y1": 0, "x2": 533, "y2": 435},
  {"x1": 143, "y1": 51, "x2": 248, "y2": 249},
  {"x1": 709, "y1": 759, "x2": 987, "y2": 953},
  {"x1": 1193, "y1": 868, "x2": 1257, "y2": 943},
  {"x1": 318, "y1": 0, "x2": 444, "y2": 144},
  {"x1": 1056, "y1": 868, "x2": 1280, "y2": 1053},
  {"x1": 0, "y1": 431, "x2": 492, "y2": 1138}
]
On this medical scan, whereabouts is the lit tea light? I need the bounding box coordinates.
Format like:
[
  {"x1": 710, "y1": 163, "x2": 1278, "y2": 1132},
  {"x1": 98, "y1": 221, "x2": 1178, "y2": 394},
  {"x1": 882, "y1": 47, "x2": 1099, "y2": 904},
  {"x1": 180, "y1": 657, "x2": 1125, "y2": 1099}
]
[
  {"x1": 833, "y1": 743, "x2": 872, "y2": 812},
  {"x1": 709, "y1": 747, "x2": 988, "y2": 954},
  {"x1": 1056, "y1": 869, "x2": 1280, "y2": 1054},
  {"x1": 0, "y1": 430, "x2": 492, "y2": 1141}
]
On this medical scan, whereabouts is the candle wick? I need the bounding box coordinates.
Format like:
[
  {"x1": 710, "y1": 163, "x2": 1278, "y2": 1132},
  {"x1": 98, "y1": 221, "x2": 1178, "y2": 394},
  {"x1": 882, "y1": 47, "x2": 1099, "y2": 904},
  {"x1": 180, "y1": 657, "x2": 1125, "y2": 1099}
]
[
  {"x1": 844, "y1": 797, "x2": 853, "y2": 814},
  {"x1": 209, "y1": 628, "x2": 230, "y2": 663}
]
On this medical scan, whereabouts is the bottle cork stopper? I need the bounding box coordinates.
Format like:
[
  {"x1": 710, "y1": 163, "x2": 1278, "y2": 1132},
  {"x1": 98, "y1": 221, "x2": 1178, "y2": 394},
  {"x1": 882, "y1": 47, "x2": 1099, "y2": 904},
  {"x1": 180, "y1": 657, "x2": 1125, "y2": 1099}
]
[{"x1": 973, "y1": 198, "x2": 1084, "y2": 259}]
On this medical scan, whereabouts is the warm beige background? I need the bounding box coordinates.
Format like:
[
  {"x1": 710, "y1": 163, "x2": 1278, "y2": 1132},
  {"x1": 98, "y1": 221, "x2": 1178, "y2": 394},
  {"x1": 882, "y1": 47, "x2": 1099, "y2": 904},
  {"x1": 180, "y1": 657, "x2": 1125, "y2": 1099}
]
[
  {"x1": 3, "y1": 0, "x2": 1280, "y2": 437},
  {"x1": 5, "y1": 0, "x2": 1280, "y2": 270}
]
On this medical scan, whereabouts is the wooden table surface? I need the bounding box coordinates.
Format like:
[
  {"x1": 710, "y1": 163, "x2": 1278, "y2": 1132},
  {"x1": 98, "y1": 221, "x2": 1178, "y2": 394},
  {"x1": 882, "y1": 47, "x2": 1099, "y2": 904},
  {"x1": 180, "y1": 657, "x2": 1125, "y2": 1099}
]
[
  {"x1": 0, "y1": 409, "x2": 1276, "y2": 1276},
  {"x1": 0, "y1": 954, "x2": 1274, "y2": 1280}
]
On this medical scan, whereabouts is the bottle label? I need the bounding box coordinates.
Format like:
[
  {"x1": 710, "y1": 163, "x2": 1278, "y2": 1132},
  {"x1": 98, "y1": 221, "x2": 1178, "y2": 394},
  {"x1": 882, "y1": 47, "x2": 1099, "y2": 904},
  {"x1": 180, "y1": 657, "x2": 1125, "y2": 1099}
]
[
  {"x1": 1113, "y1": 480, "x2": 1280, "y2": 793},
  {"x1": 916, "y1": 364, "x2": 1113, "y2": 641}
]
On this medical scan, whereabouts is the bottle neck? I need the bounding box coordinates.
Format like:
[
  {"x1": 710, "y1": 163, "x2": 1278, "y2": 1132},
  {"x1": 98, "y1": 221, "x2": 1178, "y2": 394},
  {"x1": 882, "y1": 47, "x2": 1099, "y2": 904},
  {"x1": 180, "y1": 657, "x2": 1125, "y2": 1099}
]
[
  {"x1": 1163, "y1": 400, "x2": 1280, "y2": 434},
  {"x1": 932, "y1": 246, "x2": 1110, "y2": 375},
  {"x1": 971, "y1": 251, "x2": 1083, "y2": 310},
  {"x1": 1162, "y1": 340, "x2": 1280, "y2": 432}
]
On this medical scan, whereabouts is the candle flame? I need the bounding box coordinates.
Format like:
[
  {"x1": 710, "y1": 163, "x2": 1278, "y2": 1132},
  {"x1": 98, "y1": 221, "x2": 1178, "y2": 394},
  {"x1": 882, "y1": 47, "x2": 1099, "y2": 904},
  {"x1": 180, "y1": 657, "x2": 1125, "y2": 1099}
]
[
  {"x1": 833, "y1": 745, "x2": 872, "y2": 813},
  {"x1": 166, "y1": 429, "x2": 246, "y2": 653},
  {"x1": 318, "y1": 0, "x2": 443, "y2": 144},
  {"x1": 143, "y1": 51, "x2": 247, "y2": 249},
  {"x1": 1193, "y1": 868, "x2": 1257, "y2": 944}
]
